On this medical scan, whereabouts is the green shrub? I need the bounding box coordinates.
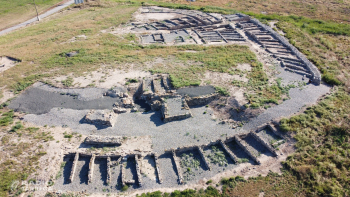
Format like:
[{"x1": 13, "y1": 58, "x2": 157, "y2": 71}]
[
  {"x1": 61, "y1": 77, "x2": 74, "y2": 87},
  {"x1": 215, "y1": 86, "x2": 230, "y2": 96},
  {"x1": 10, "y1": 123, "x2": 23, "y2": 132},
  {"x1": 121, "y1": 185, "x2": 129, "y2": 192},
  {"x1": 322, "y1": 73, "x2": 342, "y2": 86},
  {"x1": 206, "y1": 180, "x2": 213, "y2": 184}
]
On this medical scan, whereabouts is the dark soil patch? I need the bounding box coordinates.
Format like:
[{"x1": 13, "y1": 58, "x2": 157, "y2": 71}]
[{"x1": 9, "y1": 87, "x2": 118, "y2": 114}]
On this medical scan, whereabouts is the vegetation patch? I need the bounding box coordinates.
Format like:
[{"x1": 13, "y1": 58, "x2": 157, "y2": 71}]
[
  {"x1": 206, "y1": 146, "x2": 228, "y2": 166},
  {"x1": 180, "y1": 153, "x2": 201, "y2": 182}
]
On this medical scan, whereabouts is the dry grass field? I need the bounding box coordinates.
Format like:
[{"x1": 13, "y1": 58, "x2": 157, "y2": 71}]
[{"x1": 163, "y1": 0, "x2": 350, "y2": 23}]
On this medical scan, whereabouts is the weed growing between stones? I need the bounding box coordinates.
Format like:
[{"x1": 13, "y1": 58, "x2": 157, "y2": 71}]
[
  {"x1": 180, "y1": 153, "x2": 201, "y2": 182},
  {"x1": 55, "y1": 162, "x2": 66, "y2": 180},
  {"x1": 207, "y1": 146, "x2": 228, "y2": 167}
]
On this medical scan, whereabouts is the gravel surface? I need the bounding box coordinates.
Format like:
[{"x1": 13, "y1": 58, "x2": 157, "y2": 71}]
[
  {"x1": 33, "y1": 82, "x2": 113, "y2": 101},
  {"x1": 177, "y1": 86, "x2": 216, "y2": 97},
  {"x1": 243, "y1": 83, "x2": 330, "y2": 131},
  {"x1": 9, "y1": 87, "x2": 118, "y2": 114},
  {"x1": 23, "y1": 106, "x2": 235, "y2": 153}
]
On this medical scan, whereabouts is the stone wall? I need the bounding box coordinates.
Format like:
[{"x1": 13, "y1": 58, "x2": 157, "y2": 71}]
[
  {"x1": 121, "y1": 164, "x2": 126, "y2": 186},
  {"x1": 234, "y1": 136, "x2": 261, "y2": 165},
  {"x1": 107, "y1": 157, "x2": 112, "y2": 185},
  {"x1": 84, "y1": 135, "x2": 123, "y2": 145},
  {"x1": 185, "y1": 93, "x2": 219, "y2": 106},
  {"x1": 69, "y1": 153, "x2": 79, "y2": 183},
  {"x1": 135, "y1": 155, "x2": 143, "y2": 186},
  {"x1": 171, "y1": 150, "x2": 184, "y2": 184},
  {"x1": 198, "y1": 147, "x2": 211, "y2": 171},
  {"x1": 219, "y1": 140, "x2": 238, "y2": 163},
  {"x1": 248, "y1": 18, "x2": 321, "y2": 85},
  {"x1": 249, "y1": 131, "x2": 278, "y2": 157},
  {"x1": 153, "y1": 153, "x2": 163, "y2": 184},
  {"x1": 88, "y1": 154, "x2": 96, "y2": 184},
  {"x1": 267, "y1": 124, "x2": 284, "y2": 139},
  {"x1": 84, "y1": 110, "x2": 117, "y2": 127},
  {"x1": 161, "y1": 97, "x2": 192, "y2": 123}
]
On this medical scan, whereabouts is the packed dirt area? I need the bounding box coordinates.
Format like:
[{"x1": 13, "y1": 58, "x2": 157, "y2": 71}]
[{"x1": 0, "y1": 5, "x2": 332, "y2": 197}]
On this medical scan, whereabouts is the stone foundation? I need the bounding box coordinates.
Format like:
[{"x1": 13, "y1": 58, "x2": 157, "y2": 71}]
[
  {"x1": 234, "y1": 136, "x2": 261, "y2": 165},
  {"x1": 135, "y1": 155, "x2": 143, "y2": 186},
  {"x1": 249, "y1": 18, "x2": 321, "y2": 85},
  {"x1": 84, "y1": 110, "x2": 117, "y2": 127},
  {"x1": 69, "y1": 153, "x2": 79, "y2": 183},
  {"x1": 249, "y1": 131, "x2": 278, "y2": 157},
  {"x1": 219, "y1": 140, "x2": 239, "y2": 164},
  {"x1": 171, "y1": 150, "x2": 184, "y2": 184},
  {"x1": 198, "y1": 147, "x2": 211, "y2": 171},
  {"x1": 161, "y1": 96, "x2": 192, "y2": 123},
  {"x1": 185, "y1": 93, "x2": 219, "y2": 106},
  {"x1": 84, "y1": 135, "x2": 123, "y2": 146},
  {"x1": 88, "y1": 154, "x2": 96, "y2": 184},
  {"x1": 107, "y1": 157, "x2": 112, "y2": 185},
  {"x1": 153, "y1": 153, "x2": 163, "y2": 184}
]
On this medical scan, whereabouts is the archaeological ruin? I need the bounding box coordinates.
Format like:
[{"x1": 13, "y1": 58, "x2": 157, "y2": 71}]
[{"x1": 5, "y1": 6, "x2": 331, "y2": 195}]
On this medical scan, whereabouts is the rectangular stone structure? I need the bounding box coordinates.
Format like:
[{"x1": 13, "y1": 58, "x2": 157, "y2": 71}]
[
  {"x1": 197, "y1": 147, "x2": 211, "y2": 171},
  {"x1": 69, "y1": 152, "x2": 79, "y2": 183},
  {"x1": 218, "y1": 140, "x2": 238, "y2": 164},
  {"x1": 249, "y1": 131, "x2": 278, "y2": 157},
  {"x1": 234, "y1": 136, "x2": 261, "y2": 165}
]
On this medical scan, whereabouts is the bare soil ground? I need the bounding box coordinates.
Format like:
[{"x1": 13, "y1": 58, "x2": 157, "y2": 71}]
[{"x1": 0, "y1": 56, "x2": 17, "y2": 73}]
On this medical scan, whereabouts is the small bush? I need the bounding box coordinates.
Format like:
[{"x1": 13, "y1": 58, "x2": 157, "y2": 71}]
[
  {"x1": 121, "y1": 185, "x2": 129, "y2": 192},
  {"x1": 10, "y1": 123, "x2": 23, "y2": 132},
  {"x1": 206, "y1": 180, "x2": 213, "y2": 185},
  {"x1": 61, "y1": 77, "x2": 74, "y2": 87}
]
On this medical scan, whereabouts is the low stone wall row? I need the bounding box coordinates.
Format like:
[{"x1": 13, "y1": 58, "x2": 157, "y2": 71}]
[
  {"x1": 234, "y1": 136, "x2": 261, "y2": 165},
  {"x1": 84, "y1": 135, "x2": 123, "y2": 146},
  {"x1": 107, "y1": 157, "x2": 112, "y2": 185},
  {"x1": 153, "y1": 153, "x2": 163, "y2": 184},
  {"x1": 185, "y1": 93, "x2": 219, "y2": 106},
  {"x1": 198, "y1": 147, "x2": 211, "y2": 171},
  {"x1": 219, "y1": 140, "x2": 239, "y2": 164},
  {"x1": 247, "y1": 18, "x2": 321, "y2": 85},
  {"x1": 172, "y1": 150, "x2": 184, "y2": 184},
  {"x1": 69, "y1": 152, "x2": 79, "y2": 183},
  {"x1": 88, "y1": 154, "x2": 96, "y2": 184},
  {"x1": 249, "y1": 131, "x2": 278, "y2": 156},
  {"x1": 135, "y1": 155, "x2": 143, "y2": 187}
]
